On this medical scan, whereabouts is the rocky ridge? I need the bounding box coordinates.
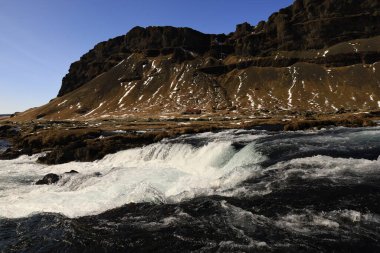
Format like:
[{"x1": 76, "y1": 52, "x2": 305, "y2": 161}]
[{"x1": 8, "y1": 0, "x2": 380, "y2": 121}]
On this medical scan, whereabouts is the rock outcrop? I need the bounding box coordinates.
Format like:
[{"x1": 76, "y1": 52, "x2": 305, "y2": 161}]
[
  {"x1": 233, "y1": 0, "x2": 380, "y2": 55},
  {"x1": 35, "y1": 173, "x2": 60, "y2": 185},
  {"x1": 58, "y1": 27, "x2": 212, "y2": 96}
]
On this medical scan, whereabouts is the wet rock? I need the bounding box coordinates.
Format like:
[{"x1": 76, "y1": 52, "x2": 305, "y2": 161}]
[
  {"x1": 0, "y1": 149, "x2": 22, "y2": 160},
  {"x1": 0, "y1": 125, "x2": 20, "y2": 138},
  {"x1": 64, "y1": 170, "x2": 79, "y2": 174},
  {"x1": 368, "y1": 110, "x2": 380, "y2": 117},
  {"x1": 35, "y1": 173, "x2": 60, "y2": 185},
  {"x1": 38, "y1": 133, "x2": 158, "y2": 165}
]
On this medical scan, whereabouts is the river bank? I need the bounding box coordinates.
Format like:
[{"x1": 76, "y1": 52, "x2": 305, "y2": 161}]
[{"x1": 1, "y1": 110, "x2": 379, "y2": 164}]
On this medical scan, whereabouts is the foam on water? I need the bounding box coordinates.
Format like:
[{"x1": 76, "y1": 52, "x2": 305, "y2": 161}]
[
  {"x1": 275, "y1": 209, "x2": 380, "y2": 233},
  {"x1": 268, "y1": 155, "x2": 380, "y2": 182},
  {"x1": 0, "y1": 136, "x2": 265, "y2": 218},
  {"x1": 1, "y1": 127, "x2": 379, "y2": 219}
]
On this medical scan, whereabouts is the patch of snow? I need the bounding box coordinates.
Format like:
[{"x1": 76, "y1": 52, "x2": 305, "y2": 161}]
[
  {"x1": 287, "y1": 67, "x2": 298, "y2": 108},
  {"x1": 126, "y1": 54, "x2": 133, "y2": 61},
  {"x1": 178, "y1": 72, "x2": 185, "y2": 82},
  {"x1": 143, "y1": 76, "x2": 153, "y2": 86},
  {"x1": 115, "y1": 59, "x2": 125, "y2": 67},
  {"x1": 92, "y1": 72, "x2": 105, "y2": 81},
  {"x1": 267, "y1": 91, "x2": 279, "y2": 106},
  {"x1": 328, "y1": 84, "x2": 333, "y2": 93},
  {"x1": 152, "y1": 86, "x2": 163, "y2": 100},
  {"x1": 348, "y1": 42, "x2": 359, "y2": 53},
  {"x1": 84, "y1": 102, "x2": 104, "y2": 116},
  {"x1": 118, "y1": 84, "x2": 136, "y2": 104},
  {"x1": 113, "y1": 130, "x2": 127, "y2": 134},
  {"x1": 58, "y1": 100, "x2": 68, "y2": 106},
  {"x1": 247, "y1": 93, "x2": 254, "y2": 108},
  {"x1": 237, "y1": 76, "x2": 243, "y2": 94},
  {"x1": 236, "y1": 72, "x2": 248, "y2": 98},
  {"x1": 170, "y1": 80, "x2": 176, "y2": 89}
]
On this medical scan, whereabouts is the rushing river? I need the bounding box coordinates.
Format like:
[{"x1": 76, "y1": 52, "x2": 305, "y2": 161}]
[{"x1": 1, "y1": 126, "x2": 380, "y2": 252}]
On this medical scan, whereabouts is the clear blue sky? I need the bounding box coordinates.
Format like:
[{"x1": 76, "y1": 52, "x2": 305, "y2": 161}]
[{"x1": 0, "y1": 0, "x2": 293, "y2": 113}]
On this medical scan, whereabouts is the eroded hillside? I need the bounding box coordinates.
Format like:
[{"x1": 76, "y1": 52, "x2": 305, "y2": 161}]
[{"x1": 13, "y1": 0, "x2": 380, "y2": 120}]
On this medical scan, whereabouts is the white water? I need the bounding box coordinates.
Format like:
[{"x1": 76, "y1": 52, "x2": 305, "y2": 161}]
[
  {"x1": 0, "y1": 136, "x2": 266, "y2": 218},
  {"x1": 1, "y1": 127, "x2": 379, "y2": 219}
]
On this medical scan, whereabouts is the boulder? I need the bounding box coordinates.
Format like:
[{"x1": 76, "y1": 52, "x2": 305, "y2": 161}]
[
  {"x1": 64, "y1": 170, "x2": 79, "y2": 174},
  {"x1": 35, "y1": 173, "x2": 60, "y2": 185}
]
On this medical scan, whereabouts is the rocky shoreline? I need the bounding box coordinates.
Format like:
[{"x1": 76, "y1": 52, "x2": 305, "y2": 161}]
[{"x1": 1, "y1": 110, "x2": 379, "y2": 165}]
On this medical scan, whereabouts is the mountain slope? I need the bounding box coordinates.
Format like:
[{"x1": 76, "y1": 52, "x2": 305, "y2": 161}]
[{"x1": 14, "y1": 0, "x2": 380, "y2": 120}]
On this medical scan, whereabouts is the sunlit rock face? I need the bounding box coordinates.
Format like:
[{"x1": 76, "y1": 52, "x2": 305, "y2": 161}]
[{"x1": 15, "y1": 0, "x2": 380, "y2": 121}]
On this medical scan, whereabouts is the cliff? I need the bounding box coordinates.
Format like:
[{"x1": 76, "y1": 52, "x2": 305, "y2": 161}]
[{"x1": 14, "y1": 0, "x2": 380, "y2": 120}]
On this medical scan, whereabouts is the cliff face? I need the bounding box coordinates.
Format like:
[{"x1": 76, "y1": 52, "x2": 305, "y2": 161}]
[
  {"x1": 16, "y1": 0, "x2": 380, "y2": 120},
  {"x1": 58, "y1": 27, "x2": 213, "y2": 96},
  {"x1": 58, "y1": 0, "x2": 380, "y2": 97},
  {"x1": 234, "y1": 0, "x2": 380, "y2": 55}
]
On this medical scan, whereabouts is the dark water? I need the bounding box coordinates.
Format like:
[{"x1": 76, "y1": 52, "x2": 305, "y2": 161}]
[
  {"x1": 0, "y1": 140, "x2": 9, "y2": 154},
  {"x1": 1, "y1": 127, "x2": 380, "y2": 252}
]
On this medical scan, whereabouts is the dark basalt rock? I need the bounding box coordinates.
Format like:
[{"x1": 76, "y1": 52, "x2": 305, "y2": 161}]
[
  {"x1": 170, "y1": 47, "x2": 195, "y2": 63},
  {"x1": 58, "y1": 26, "x2": 212, "y2": 96},
  {"x1": 38, "y1": 133, "x2": 160, "y2": 165},
  {"x1": 35, "y1": 173, "x2": 60, "y2": 185},
  {"x1": 233, "y1": 0, "x2": 380, "y2": 55},
  {"x1": 0, "y1": 125, "x2": 20, "y2": 138},
  {"x1": 64, "y1": 170, "x2": 79, "y2": 174}
]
